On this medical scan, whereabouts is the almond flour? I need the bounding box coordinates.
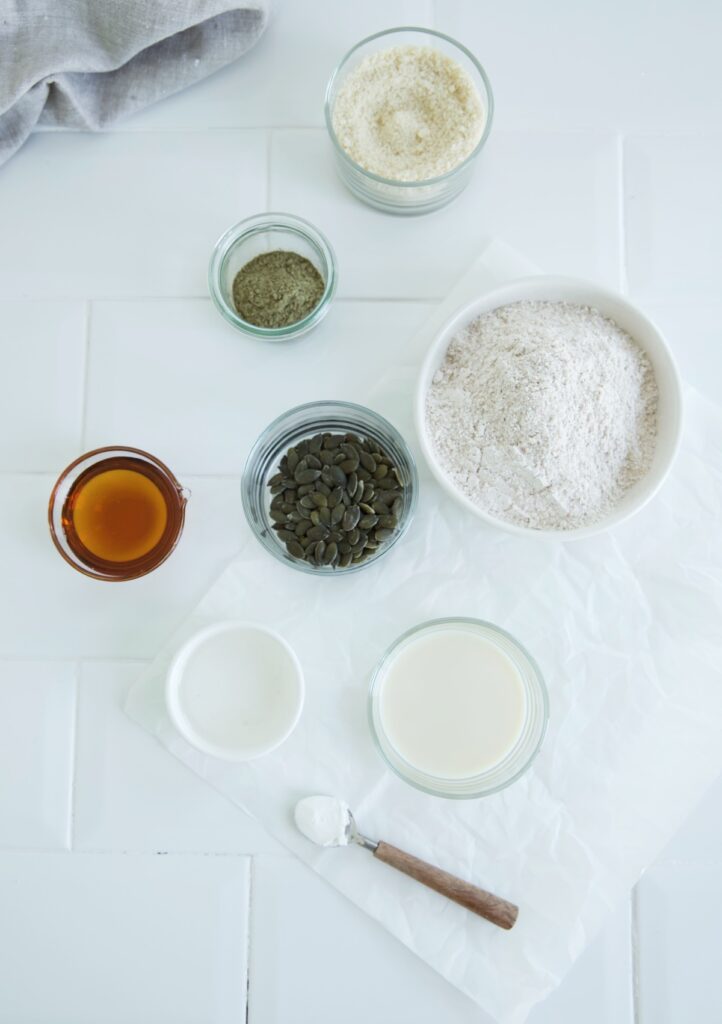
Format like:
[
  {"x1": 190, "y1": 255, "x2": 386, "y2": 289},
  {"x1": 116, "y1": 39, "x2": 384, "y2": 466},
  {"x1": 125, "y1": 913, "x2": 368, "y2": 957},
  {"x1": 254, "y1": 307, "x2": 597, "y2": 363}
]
[
  {"x1": 425, "y1": 300, "x2": 659, "y2": 531},
  {"x1": 332, "y1": 44, "x2": 484, "y2": 181}
]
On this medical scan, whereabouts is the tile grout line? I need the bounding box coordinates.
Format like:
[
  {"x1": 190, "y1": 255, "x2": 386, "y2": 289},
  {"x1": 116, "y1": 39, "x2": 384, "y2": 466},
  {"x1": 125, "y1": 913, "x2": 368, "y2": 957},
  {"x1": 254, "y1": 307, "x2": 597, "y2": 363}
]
[
  {"x1": 245, "y1": 855, "x2": 254, "y2": 1024},
  {"x1": 79, "y1": 301, "x2": 93, "y2": 448},
  {"x1": 631, "y1": 884, "x2": 642, "y2": 1023},
  {"x1": 266, "y1": 130, "x2": 273, "y2": 211},
  {"x1": 617, "y1": 134, "x2": 628, "y2": 295},
  {"x1": 67, "y1": 661, "x2": 82, "y2": 851}
]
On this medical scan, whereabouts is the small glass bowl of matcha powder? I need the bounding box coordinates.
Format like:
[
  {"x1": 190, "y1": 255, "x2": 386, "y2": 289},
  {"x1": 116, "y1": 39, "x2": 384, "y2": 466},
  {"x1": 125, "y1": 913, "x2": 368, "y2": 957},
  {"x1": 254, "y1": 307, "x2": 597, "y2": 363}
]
[{"x1": 209, "y1": 213, "x2": 337, "y2": 340}]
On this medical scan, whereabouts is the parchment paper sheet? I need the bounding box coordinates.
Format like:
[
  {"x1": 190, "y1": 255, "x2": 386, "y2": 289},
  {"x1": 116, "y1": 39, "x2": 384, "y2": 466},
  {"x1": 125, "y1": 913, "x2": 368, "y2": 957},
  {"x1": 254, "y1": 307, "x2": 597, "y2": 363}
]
[{"x1": 127, "y1": 241, "x2": 722, "y2": 1023}]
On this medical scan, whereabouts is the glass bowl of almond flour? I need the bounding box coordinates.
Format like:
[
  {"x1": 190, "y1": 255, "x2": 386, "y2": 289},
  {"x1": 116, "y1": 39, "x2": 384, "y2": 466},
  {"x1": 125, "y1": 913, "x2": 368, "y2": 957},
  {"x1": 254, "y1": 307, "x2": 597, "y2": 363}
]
[
  {"x1": 416, "y1": 277, "x2": 683, "y2": 540},
  {"x1": 324, "y1": 28, "x2": 493, "y2": 214}
]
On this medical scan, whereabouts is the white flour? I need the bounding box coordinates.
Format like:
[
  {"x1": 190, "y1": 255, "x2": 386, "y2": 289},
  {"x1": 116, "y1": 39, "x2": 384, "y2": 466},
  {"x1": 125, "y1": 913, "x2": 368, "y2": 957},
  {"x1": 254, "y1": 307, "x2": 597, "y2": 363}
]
[{"x1": 425, "y1": 300, "x2": 659, "y2": 530}]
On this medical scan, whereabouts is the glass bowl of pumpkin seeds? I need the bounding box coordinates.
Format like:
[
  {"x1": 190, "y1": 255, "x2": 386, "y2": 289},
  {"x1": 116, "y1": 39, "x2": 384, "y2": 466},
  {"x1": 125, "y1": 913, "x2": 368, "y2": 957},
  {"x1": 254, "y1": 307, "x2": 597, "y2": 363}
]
[{"x1": 242, "y1": 401, "x2": 418, "y2": 573}]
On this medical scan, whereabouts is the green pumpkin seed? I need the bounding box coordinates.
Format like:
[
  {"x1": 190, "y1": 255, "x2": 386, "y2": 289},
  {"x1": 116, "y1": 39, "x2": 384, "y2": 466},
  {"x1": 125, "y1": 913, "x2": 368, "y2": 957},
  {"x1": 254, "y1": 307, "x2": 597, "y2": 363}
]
[
  {"x1": 347, "y1": 527, "x2": 360, "y2": 546},
  {"x1": 320, "y1": 449, "x2": 335, "y2": 466},
  {"x1": 378, "y1": 514, "x2": 398, "y2": 529},
  {"x1": 331, "y1": 503, "x2": 345, "y2": 526},
  {"x1": 310, "y1": 492, "x2": 328, "y2": 508},
  {"x1": 373, "y1": 463, "x2": 389, "y2": 480},
  {"x1": 297, "y1": 483, "x2": 314, "y2": 497},
  {"x1": 295, "y1": 468, "x2": 322, "y2": 484},
  {"x1": 359, "y1": 450, "x2": 376, "y2": 472},
  {"x1": 270, "y1": 494, "x2": 284, "y2": 510},
  {"x1": 270, "y1": 509, "x2": 287, "y2": 524},
  {"x1": 318, "y1": 506, "x2": 331, "y2": 526},
  {"x1": 362, "y1": 482, "x2": 375, "y2": 503},
  {"x1": 342, "y1": 506, "x2": 360, "y2": 532},
  {"x1": 283, "y1": 489, "x2": 297, "y2": 504},
  {"x1": 324, "y1": 542, "x2": 338, "y2": 564},
  {"x1": 300, "y1": 495, "x2": 317, "y2": 509},
  {"x1": 316, "y1": 482, "x2": 331, "y2": 497},
  {"x1": 307, "y1": 524, "x2": 328, "y2": 542},
  {"x1": 375, "y1": 527, "x2": 394, "y2": 541},
  {"x1": 338, "y1": 540, "x2": 352, "y2": 555},
  {"x1": 296, "y1": 520, "x2": 312, "y2": 536},
  {"x1": 287, "y1": 448, "x2": 299, "y2": 473},
  {"x1": 276, "y1": 529, "x2": 297, "y2": 544},
  {"x1": 347, "y1": 471, "x2": 358, "y2": 497},
  {"x1": 392, "y1": 497, "x2": 403, "y2": 517},
  {"x1": 324, "y1": 434, "x2": 343, "y2": 449},
  {"x1": 358, "y1": 514, "x2": 378, "y2": 530},
  {"x1": 310, "y1": 510, "x2": 321, "y2": 526},
  {"x1": 340, "y1": 458, "x2": 358, "y2": 474},
  {"x1": 286, "y1": 540, "x2": 305, "y2": 559},
  {"x1": 314, "y1": 540, "x2": 326, "y2": 564},
  {"x1": 309, "y1": 434, "x2": 323, "y2": 455},
  {"x1": 306, "y1": 454, "x2": 322, "y2": 470},
  {"x1": 339, "y1": 551, "x2": 353, "y2": 568}
]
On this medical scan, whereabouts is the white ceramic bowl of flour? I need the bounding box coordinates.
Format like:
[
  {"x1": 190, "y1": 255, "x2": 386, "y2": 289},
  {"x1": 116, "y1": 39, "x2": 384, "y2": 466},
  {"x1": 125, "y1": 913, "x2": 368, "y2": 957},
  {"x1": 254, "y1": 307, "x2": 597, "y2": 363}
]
[
  {"x1": 416, "y1": 276, "x2": 683, "y2": 540},
  {"x1": 165, "y1": 622, "x2": 304, "y2": 761}
]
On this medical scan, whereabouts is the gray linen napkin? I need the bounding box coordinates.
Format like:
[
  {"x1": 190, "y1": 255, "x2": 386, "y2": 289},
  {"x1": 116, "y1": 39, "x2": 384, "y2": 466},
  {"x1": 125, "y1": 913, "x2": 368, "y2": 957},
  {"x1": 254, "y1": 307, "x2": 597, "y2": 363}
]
[{"x1": 0, "y1": 0, "x2": 269, "y2": 165}]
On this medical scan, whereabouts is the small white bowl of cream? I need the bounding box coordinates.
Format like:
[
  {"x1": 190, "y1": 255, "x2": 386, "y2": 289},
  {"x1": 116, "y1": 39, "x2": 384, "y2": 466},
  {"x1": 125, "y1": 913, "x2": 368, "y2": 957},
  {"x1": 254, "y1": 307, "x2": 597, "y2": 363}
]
[
  {"x1": 369, "y1": 618, "x2": 547, "y2": 798},
  {"x1": 165, "y1": 621, "x2": 304, "y2": 761}
]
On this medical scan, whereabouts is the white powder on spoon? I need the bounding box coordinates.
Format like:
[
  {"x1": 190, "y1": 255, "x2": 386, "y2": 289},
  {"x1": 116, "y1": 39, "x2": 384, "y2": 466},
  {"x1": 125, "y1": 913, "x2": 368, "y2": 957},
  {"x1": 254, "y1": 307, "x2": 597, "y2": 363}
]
[
  {"x1": 332, "y1": 45, "x2": 484, "y2": 181},
  {"x1": 425, "y1": 300, "x2": 659, "y2": 531}
]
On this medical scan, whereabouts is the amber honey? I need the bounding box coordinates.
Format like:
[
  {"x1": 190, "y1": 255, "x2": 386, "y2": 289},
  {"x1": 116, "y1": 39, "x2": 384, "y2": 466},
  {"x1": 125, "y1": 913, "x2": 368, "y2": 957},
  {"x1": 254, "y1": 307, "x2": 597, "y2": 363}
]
[{"x1": 59, "y1": 455, "x2": 185, "y2": 575}]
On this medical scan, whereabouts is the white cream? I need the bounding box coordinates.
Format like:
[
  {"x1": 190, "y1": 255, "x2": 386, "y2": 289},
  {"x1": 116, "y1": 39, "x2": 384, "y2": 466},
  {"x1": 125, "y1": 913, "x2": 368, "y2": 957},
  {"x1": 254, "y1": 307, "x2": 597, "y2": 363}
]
[
  {"x1": 294, "y1": 795, "x2": 350, "y2": 847},
  {"x1": 378, "y1": 625, "x2": 527, "y2": 779}
]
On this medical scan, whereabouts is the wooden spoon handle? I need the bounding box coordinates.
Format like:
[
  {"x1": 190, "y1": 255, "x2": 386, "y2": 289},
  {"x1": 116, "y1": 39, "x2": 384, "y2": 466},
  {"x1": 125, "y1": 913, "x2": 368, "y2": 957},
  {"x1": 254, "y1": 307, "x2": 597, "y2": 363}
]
[{"x1": 374, "y1": 841, "x2": 518, "y2": 930}]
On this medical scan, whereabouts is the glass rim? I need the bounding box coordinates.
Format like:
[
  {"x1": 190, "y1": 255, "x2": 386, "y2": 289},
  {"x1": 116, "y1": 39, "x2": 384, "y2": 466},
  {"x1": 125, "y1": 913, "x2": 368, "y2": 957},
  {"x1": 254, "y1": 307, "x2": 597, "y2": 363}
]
[
  {"x1": 324, "y1": 26, "x2": 495, "y2": 188},
  {"x1": 208, "y1": 212, "x2": 338, "y2": 340},
  {"x1": 241, "y1": 400, "x2": 419, "y2": 576},
  {"x1": 48, "y1": 445, "x2": 188, "y2": 582},
  {"x1": 368, "y1": 617, "x2": 549, "y2": 798}
]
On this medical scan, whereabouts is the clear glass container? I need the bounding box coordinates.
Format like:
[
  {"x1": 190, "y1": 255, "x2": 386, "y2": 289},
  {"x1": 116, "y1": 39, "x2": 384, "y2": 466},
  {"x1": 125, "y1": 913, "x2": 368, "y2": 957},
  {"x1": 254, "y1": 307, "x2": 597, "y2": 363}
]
[
  {"x1": 208, "y1": 213, "x2": 337, "y2": 340},
  {"x1": 369, "y1": 618, "x2": 548, "y2": 798},
  {"x1": 48, "y1": 446, "x2": 189, "y2": 581},
  {"x1": 241, "y1": 401, "x2": 418, "y2": 575},
  {"x1": 324, "y1": 27, "x2": 494, "y2": 215}
]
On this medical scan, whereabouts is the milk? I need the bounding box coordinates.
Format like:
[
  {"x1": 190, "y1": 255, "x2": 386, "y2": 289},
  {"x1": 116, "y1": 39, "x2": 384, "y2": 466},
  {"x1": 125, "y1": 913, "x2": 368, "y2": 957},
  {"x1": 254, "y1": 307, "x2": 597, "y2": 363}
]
[{"x1": 378, "y1": 626, "x2": 527, "y2": 780}]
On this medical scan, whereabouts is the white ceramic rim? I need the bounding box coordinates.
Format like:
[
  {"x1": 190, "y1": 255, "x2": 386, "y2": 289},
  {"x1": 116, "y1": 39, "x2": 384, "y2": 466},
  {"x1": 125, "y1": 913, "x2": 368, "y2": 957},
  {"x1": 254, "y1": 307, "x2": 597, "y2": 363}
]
[
  {"x1": 165, "y1": 620, "x2": 305, "y2": 762},
  {"x1": 415, "y1": 274, "x2": 684, "y2": 540}
]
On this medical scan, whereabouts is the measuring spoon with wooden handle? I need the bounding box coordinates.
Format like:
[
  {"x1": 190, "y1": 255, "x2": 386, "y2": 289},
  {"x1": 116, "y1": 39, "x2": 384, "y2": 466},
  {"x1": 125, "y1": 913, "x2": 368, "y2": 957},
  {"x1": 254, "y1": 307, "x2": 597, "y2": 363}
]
[{"x1": 294, "y1": 796, "x2": 518, "y2": 931}]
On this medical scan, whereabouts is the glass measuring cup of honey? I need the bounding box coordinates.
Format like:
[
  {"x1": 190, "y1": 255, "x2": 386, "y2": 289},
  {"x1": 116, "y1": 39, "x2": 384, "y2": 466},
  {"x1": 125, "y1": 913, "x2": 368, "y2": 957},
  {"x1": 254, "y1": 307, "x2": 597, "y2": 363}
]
[{"x1": 48, "y1": 447, "x2": 189, "y2": 581}]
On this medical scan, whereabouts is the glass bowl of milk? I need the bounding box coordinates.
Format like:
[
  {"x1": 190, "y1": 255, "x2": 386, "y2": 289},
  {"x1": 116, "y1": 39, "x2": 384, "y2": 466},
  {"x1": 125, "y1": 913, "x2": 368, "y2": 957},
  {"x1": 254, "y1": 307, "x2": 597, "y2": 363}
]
[{"x1": 369, "y1": 618, "x2": 548, "y2": 798}]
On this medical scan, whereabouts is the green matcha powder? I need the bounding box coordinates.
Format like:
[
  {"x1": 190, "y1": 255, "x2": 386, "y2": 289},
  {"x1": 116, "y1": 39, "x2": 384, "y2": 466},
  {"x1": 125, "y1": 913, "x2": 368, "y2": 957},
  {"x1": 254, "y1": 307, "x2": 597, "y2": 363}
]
[{"x1": 232, "y1": 250, "x2": 325, "y2": 329}]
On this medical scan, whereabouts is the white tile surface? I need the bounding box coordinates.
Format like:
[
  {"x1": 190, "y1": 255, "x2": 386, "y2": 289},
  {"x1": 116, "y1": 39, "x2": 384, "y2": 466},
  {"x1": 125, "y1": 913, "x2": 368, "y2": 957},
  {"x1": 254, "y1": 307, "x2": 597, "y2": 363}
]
[
  {"x1": 123, "y1": 0, "x2": 434, "y2": 130},
  {"x1": 74, "y1": 661, "x2": 280, "y2": 853},
  {"x1": 0, "y1": 662, "x2": 75, "y2": 850},
  {"x1": 440, "y1": 1, "x2": 722, "y2": 132},
  {"x1": 1, "y1": 1, "x2": 722, "y2": 1020},
  {"x1": 0, "y1": 851, "x2": 250, "y2": 1024},
  {"x1": 0, "y1": 475, "x2": 244, "y2": 658},
  {"x1": 271, "y1": 129, "x2": 621, "y2": 298},
  {"x1": 653, "y1": 771, "x2": 722, "y2": 864},
  {"x1": 0, "y1": 130, "x2": 266, "y2": 299},
  {"x1": 0, "y1": 301, "x2": 87, "y2": 472},
  {"x1": 641, "y1": 299, "x2": 722, "y2": 406},
  {"x1": 85, "y1": 299, "x2": 430, "y2": 474},
  {"x1": 637, "y1": 862, "x2": 722, "y2": 1023},
  {"x1": 624, "y1": 134, "x2": 722, "y2": 302},
  {"x1": 249, "y1": 855, "x2": 632, "y2": 1024}
]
